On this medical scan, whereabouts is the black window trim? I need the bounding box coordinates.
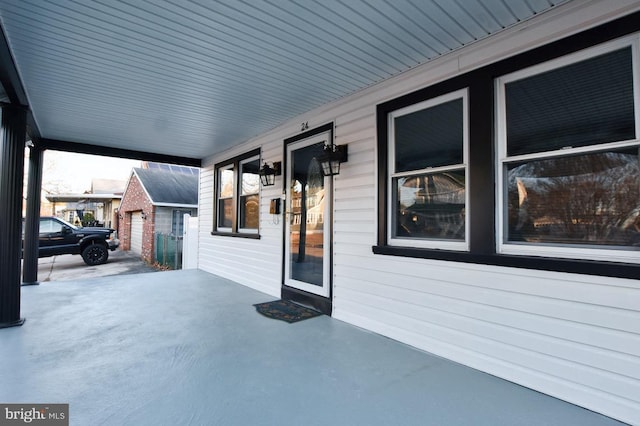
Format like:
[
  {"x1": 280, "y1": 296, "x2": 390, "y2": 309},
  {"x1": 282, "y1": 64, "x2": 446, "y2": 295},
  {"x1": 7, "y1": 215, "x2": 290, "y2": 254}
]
[
  {"x1": 211, "y1": 147, "x2": 262, "y2": 239},
  {"x1": 373, "y1": 11, "x2": 640, "y2": 280}
]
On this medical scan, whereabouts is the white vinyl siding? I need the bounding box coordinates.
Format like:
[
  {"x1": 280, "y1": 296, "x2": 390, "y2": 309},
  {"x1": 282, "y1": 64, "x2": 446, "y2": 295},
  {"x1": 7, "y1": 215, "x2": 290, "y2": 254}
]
[
  {"x1": 130, "y1": 212, "x2": 143, "y2": 255},
  {"x1": 199, "y1": 143, "x2": 283, "y2": 297},
  {"x1": 197, "y1": 3, "x2": 640, "y2": 424}
]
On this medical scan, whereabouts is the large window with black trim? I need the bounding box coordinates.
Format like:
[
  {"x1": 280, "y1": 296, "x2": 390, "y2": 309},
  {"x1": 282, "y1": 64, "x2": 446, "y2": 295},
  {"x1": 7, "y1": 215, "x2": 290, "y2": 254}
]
[
  {"x1": 388, "y1": 89, "x2": 469, "y2": 250},
  {"x1": 497, "y1": 36, "x2": 639, "y2": 263},
  {"x1": 213, "y1": 148, "x2": 261, "y2": 237},
  {"x1": 375, "y1": 17, "x2": 640, "y2": 277}
]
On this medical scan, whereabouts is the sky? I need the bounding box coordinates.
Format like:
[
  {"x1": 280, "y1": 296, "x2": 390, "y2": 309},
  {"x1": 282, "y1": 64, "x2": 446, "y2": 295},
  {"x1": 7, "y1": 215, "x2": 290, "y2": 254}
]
[{"x1": 40, "y1": 150, "x2": 141, "y2": 194}]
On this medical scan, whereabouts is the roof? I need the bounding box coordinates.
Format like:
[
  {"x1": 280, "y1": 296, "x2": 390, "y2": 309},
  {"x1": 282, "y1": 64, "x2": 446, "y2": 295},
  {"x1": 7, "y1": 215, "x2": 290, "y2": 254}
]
[
  {"x1": 133, "y1": 167, "x2": 199, "y2": 207},
  {"x1": 46, "y1": 193, "x2": 122, "y2": 203},
  {"x1": 0, "y1": 0, "x2": 580, "y2": 160}
]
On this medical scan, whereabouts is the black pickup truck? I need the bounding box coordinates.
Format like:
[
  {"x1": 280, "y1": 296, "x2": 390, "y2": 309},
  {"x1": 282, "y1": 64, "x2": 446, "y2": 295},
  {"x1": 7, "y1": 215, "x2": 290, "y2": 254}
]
[{"x1": 28, "y1": 216, "x2": 120, "y2": 265}]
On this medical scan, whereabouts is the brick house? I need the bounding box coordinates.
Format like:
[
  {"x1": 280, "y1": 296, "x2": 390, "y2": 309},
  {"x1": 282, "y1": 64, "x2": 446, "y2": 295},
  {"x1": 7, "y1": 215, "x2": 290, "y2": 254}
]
[{"x1": 119, "y1": 166, "x2": 198, "y2": 263}]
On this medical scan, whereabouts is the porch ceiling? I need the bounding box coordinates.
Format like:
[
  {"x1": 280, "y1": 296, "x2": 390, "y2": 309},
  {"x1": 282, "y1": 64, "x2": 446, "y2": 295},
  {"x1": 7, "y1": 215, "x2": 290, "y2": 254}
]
[{"x1": 0, "y1": 0, "x2": 566, "y2": 161}]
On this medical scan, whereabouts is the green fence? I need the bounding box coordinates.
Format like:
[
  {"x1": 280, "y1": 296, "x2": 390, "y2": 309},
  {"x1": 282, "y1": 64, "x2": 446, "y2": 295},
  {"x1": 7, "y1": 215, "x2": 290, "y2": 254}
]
[{"x1": 154, "y1": 233, "x2": 183, "y2": 270}]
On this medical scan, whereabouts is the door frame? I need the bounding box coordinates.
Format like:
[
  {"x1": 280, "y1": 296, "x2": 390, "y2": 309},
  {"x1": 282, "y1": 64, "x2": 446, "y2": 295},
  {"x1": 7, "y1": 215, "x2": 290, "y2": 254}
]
[{"x1": 281, "y1": 123, "x2": 334, "y2": 315}]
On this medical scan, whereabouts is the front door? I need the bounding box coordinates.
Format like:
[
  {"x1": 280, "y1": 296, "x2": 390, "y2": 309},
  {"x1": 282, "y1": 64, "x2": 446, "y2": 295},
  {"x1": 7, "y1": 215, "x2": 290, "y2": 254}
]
[{"x1": 284, "y1": 129, "x2": 332, "y2": 299}]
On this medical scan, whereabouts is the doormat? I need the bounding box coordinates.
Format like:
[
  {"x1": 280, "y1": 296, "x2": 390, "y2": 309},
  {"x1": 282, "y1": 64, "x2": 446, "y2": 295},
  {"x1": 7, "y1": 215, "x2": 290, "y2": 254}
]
[{"x1": 253, "y1": 300, "x2": 323, "y2": 323}]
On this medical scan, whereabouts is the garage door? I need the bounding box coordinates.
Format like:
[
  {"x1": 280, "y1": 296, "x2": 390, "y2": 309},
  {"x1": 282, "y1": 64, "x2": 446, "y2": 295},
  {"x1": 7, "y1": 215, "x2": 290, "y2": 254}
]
[{"x1": 130, "y1": 212, "x2": 143, "y2": 255}]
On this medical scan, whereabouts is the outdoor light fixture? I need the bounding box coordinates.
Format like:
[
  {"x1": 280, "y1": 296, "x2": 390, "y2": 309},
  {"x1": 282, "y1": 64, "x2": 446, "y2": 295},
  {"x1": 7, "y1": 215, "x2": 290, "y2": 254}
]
[
  {"x1": 317, "y1": 141, "x2": 348, "y2": 177},
  {"x1": 259, "y1": 161, "x2": 281, "y2": 186}
]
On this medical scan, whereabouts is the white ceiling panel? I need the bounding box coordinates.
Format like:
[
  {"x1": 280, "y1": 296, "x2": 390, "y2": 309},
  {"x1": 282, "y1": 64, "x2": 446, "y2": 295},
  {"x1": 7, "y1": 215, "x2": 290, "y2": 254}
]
[{"x1": 0, "y1": 0, "x2": 566, "y2": 160}]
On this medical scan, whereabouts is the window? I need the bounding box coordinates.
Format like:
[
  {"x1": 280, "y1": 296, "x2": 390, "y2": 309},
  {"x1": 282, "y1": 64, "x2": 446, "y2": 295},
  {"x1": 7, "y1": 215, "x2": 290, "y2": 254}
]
[
  {"x1": 388, "y1": 89, "x2": 469, "y2": 250},
  {"x1": 40, "y1": 218, "x2": 64, "y2": 233},
  {"x1": 213, "y1": 148, "x2": 261, "y2": 237},
  {"x1": 217, "y1": 165, "x2": 234, "y2": 231},
  {"x1": 238, "y1": 158, "x2": 260, "y2": 231},
  {"x1": 172, "y1": 209, "x2": 193, "y2": 236},
  {"x1": 497, "y1": 38, "x2": 640, "y2": 263},
  {"x1": 375, "y1": 19, "x2": 640, "y2": 278}
]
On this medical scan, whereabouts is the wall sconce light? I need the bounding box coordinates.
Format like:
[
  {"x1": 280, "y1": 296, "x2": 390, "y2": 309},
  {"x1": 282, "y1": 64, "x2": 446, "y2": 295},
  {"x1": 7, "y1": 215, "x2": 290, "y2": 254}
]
[
  {"x1": 259, "y1": 161, "x2": 282, "y2": 186},
  {"x1": 141, "y1": 211, "x2": 147, "y2": 220},
  {"x1": 317, "y1": 141, "x2": 348, "y2": 176}
]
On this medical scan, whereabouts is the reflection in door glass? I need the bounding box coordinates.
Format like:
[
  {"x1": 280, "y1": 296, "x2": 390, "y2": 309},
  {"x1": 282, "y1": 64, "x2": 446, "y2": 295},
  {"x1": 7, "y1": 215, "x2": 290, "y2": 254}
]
[{"x1": 289, "y1": 142, "x2": 325, "y2": 286}]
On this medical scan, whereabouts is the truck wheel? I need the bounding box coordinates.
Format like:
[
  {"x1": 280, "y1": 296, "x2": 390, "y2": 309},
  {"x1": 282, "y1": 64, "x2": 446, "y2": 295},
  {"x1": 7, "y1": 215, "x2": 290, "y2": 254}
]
[{"x1": 82, "y1": 243, "x2": 109, "y2": 265}]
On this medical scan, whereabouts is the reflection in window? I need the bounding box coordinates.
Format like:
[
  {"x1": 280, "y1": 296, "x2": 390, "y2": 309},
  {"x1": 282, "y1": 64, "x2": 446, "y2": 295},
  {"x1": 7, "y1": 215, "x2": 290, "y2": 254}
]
[
  {"x1": 507, "y1": 149, "x2": 640, "y2": 247},
  {"x1": 39, "y1": 219, "x2": 62, "y2": 233},
  {"x1": 394, "y1": 171, "x2": 466, "y2": 240},
  {"x1": 288, "y1": 142, "x2": 326, "y2": 287},
  {"x1": 498, "y1": 39, "x2": 640, "y2": 258},
  {"x1": 217, "y1": 167, "x2": 234, "y2": 230},
  {"x1": 214, "y1": 150, "x2": 262, "y2": 235},
  {"x1": 239, "y1": 158, "x2": 260, "y2": 230},
  {"x1": 219, "y1": 169, "x2": 234, "y2": 198}
]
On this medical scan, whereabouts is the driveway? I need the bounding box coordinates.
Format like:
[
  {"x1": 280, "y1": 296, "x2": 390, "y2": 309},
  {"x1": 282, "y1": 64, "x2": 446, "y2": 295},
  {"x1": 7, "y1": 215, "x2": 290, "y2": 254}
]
[{"x1": 31, "y1": 249, "x2": 159, "y2": 282}]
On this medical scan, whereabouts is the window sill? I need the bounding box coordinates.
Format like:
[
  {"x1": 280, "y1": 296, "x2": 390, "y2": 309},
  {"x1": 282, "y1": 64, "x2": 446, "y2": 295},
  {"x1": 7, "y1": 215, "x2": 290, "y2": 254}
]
[
  {"x1": 211, "y1": 231, "x2": 261, "y2": 239},
  {"x1": 372, "y1": 245, "x2": 640, "y2": 279}
]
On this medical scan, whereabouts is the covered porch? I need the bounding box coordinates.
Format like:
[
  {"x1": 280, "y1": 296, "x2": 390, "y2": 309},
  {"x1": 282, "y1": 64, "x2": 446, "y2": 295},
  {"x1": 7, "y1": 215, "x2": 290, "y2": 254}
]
[{"x1": 0, "y1": 270, "x2": 623, "y2": 425}]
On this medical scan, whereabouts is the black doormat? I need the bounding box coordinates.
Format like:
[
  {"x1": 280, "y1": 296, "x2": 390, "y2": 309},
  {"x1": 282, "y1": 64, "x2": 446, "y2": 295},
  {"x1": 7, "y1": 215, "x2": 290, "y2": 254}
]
[{"x1": 253, "y1": 300, "x2": 323, "y2": 323}]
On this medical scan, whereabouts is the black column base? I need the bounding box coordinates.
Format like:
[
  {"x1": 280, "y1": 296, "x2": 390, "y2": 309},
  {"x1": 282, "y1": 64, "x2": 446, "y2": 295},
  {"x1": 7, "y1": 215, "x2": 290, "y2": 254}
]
[
  {"x1": 0, "y1": 318, "x2": 25, "y2": 329},
  {"x1": 21, "y1": 281, "x2": 40, "y2": 286}
]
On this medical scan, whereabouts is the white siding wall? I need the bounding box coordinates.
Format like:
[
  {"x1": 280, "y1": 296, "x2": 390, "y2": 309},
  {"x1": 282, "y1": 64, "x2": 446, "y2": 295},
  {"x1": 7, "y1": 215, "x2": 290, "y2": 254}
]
[
  {"x1": 199, "y1": 136, "x2": 291, "y2": 297},
  {"x1": 197, "y1": 2, "x2": 640, "y2": 423}
]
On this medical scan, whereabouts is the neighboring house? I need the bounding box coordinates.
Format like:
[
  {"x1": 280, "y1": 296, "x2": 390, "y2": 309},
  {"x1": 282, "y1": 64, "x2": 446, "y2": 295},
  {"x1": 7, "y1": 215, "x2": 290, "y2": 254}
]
[
  {"x1": 119, "y1": 166, "x2": 198, "y2": 263},
  {"x1": 45, "y1": 179, "x2": 126, "y2": 227}
]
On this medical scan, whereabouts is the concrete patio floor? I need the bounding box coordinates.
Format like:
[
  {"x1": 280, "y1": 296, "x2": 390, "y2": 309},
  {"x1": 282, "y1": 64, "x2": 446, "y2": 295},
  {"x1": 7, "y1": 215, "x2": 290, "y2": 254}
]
[{"x1": 0, "y1": 270, "x2": 626, "y2": 425}]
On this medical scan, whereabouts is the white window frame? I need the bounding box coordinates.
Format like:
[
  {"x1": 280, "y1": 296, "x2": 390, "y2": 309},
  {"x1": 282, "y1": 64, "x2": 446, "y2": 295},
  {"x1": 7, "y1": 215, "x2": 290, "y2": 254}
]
[
  {"x1": 496, "y1": 35, "x2": 640, "y2": 263},
  {"x1": 215, "y1": 164, "x2": 234, "y2": 233},
  {"x1": 387, "y1": 88, "x2": 470, "y2": 251},
  {"x1": 238, "y1": 155, "x2": 260, "y2": 234}
]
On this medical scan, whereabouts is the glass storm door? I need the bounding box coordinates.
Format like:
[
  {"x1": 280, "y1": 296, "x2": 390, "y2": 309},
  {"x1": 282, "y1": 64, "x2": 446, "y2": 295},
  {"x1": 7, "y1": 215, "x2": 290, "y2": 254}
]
[{"x1": 284, "y1": 132, "x2": 331, "y2": 298}]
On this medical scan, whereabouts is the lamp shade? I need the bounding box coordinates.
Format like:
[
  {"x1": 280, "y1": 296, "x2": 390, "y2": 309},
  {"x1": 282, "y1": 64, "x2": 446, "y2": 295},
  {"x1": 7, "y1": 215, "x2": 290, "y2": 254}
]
[
  {"x1": 259, "y1": 163, "x2": 276, "y2": 186},
  {"x1": 317, "y1": 144, "x2": 348, "y2": 176},
  {"x1": 259, "y1": 161, "x2": 281, "y2": 186}
]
